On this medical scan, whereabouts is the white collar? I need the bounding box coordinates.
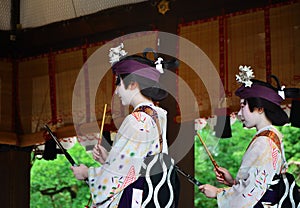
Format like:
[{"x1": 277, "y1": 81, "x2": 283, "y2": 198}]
[
  {"x1": 134, "y1": 102, "x2": 154, "y2": 110},
  {"x1": 256, "y1": 125, "x2": 274, "y2": 134}
]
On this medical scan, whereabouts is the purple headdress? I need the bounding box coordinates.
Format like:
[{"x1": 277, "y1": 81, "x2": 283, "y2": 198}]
[
  {"x1": 109, "y1": 43, "x2": 164, "y2": 82},
  {"x1": 235, "y1": 65, "x2": 284, "y2": 107}
]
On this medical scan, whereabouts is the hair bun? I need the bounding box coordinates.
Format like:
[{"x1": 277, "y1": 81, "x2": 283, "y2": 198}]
[
  {"x1": 142, "y1": 47, "x2": 179, "y2": 70},
  {"x1": 162, "y1": 58, "x2": 179, "y2": 70}
]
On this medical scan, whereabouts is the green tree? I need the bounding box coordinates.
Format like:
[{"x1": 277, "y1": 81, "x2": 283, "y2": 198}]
[{"x1": 30, "y1": 142, "x2": 99, "y2": 208}]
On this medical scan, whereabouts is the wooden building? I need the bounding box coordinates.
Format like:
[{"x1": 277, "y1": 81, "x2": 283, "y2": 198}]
[{"x1": 0, "y1": 0, "x2": 299, "y2": 207}]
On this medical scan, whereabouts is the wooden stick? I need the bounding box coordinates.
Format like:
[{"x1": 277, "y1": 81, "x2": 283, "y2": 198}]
[
  {"x1": 196, "y1": 132, "x2": 219, "y2": 169},
  {"x1": 98, "y1": 104, "x2": 107, "y2": 145},
  {"x1": 197, "y1": 132, "x2": 226, "y2": 181}
]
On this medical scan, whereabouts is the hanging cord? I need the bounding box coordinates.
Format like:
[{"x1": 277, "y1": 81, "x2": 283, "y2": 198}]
[
  {"x1": 269, "y1": 74, "x2": 286, "y2": 99},
  {"x1": 71, "y1": 0, "x2": 78, "y2": 17},
  {"x1": 84, "y1": 194, "x2": 92, "y2": 208},
  {"x1": 270, "y1": 74, "x2": 282, "y2": 90}
]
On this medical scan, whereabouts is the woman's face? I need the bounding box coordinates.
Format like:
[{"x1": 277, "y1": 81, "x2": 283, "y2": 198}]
[
  {"x1": 237, "y1": 99, "x2": 260, "y2": 128},
  {"x1": 115, "y1": 78, "x2": 136, "y2": 106}
]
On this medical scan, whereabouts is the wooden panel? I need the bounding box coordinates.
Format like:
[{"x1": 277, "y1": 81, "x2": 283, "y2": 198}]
[
  {"x1": 0, "y1": 132, "x2": 17, "y2": 145},
  {"x1": 0, "y1": 148, "x2": 31, "y2": 208},
  {"x1": 0, "y1": 60, "x2": 13, "y2": 131}
]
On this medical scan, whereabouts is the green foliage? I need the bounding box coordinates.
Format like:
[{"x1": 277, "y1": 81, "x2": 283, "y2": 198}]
[
  {"x1": 30, "y1": 142, "x2": 99, "y2": 208},
  {"x1": 194, "y1": 122, "x2": 300, "y2": 208}
]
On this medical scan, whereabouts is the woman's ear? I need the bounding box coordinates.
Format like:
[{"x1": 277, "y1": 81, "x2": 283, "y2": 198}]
[
  {"x1": 129, "y1": 81, "x2": 139, "y2": 90},
  {"x1": 257, "y1": 107, "x2": 264, "y2": 114}
]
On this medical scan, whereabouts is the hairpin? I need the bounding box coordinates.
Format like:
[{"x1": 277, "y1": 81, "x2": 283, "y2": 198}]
[
  {"x1": 155, "y1": 57, "x2": 164, "y2": 73},
  {"x1": 278, "y1": 86, "x2": 286, "y2": 99},
  {"x1": 270, "y1": 75, "x2": 286, "y2": 99},
  {"x1": 109, "y1": 43, "x2": 128, "y2": 66},
  {"x1": 235, "y1": 65, "x2": 255, "y2": 87}
]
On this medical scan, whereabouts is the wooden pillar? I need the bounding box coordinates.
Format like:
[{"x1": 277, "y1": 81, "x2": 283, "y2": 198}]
[
  {"x1": 0, "y1": 145, "x2": 32, "y2": 208},
  {"x1": 156, "y1": 13, "x2": 195, "y2": 208},
  {"x1": 0, "y1": 0, "x2": 33, "y2": 207}
]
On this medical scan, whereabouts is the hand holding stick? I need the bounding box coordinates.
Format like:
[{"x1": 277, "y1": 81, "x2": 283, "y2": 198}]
[
  {"x1": 44, "y1": 125, "x2": 90, "y2": 184},
  {"x1": 196, "y1": 132, "x2": 224, "y2": 179},
  {"x1": 93, "y1": 104, "x2": 108, "y2": 163}
]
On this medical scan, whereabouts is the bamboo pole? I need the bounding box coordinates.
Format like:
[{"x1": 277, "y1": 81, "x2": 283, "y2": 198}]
[
  {"x1": 196, "y1": 132, "x2": 219, "y2": 169},
  {"x1": 98, "y1": 104, "x2": 107, "y2": 145}
]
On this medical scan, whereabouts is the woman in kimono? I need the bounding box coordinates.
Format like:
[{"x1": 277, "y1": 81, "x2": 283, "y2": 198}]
[
  {"x1": 199, "y1": 66, "x2": 289, "y2": 207},
  {"x1": 71, "y1": 44, "x2": 178, "y2": 207}
]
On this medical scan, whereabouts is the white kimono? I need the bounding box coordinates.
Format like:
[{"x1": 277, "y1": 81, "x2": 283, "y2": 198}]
[
  {"x1": 217, "y1": 125, "x2": 288, "y2": 208},
  {"x1": 87, "y1": 103, "x2": 168, "y2": 207}
]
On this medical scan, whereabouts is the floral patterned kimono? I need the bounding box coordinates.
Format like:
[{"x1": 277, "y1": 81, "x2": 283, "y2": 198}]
[
  {"x1": 87, "y1": 103, "x2": 168, "y2": 207},
  {"x1": 217, "y1": 125, "x2": 288, "y2": 208}
]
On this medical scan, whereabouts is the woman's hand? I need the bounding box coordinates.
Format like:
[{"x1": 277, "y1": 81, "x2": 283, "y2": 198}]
[
  {"x1": 198, "y1": 184, "x2": 218, "y2": 198},
  {"x1": 70, "y1": 164, "x2": 89, "y2": 180},
  {"x1": 92, "y1": 144, "x2": 108, "y2": 164},
  {"x1": 215, "y1": 166, "x2": 235, "y2": 186}
]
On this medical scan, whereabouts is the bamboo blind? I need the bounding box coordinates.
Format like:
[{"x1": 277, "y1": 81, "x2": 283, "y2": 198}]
[
  {"x1": 18, "y1": 57, "x2": 49, "y2": 133},
  {"x1": 270, "y1": 3, "x2": 300, "y2": 88},
  {"x1": 178, "y1": 1, "x2": 299, "y2": 118},
  {"x1": 178, "y1": 19, "x2": 220, "y2": 118},
  {"x1": 226, "y1": 10, "x2": 266, "y2": 111},
  {"x1": 55, "y1": 50, "x2": 82, "y2": 125},
  {"x1": 1, "y1": 2, "x2": 298, "y2": 145}
]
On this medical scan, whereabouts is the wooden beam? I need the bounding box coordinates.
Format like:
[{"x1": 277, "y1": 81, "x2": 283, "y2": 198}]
[
  {"x1": 18, "y1": 131, "x2": 44, "y2": 147},
  {"x1": 0, "y1": 132, "x2": 18, "y2": 145},
  {"x1": 14, "y1": 0, "x2": 291, "y2": 58},
  {"x1": 18, "y1": 125, "x2": 76, "y2": 147},
  {"x1": 16, "y1": 122, "x2": 116, "y2": 147}
]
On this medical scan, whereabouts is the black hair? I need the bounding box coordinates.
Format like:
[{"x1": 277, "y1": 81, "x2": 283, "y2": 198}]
[
  {"x1": 246, "y1": 97, "x2": 289, "y2": 126},
  {"x1": 119, "y1": 73, "x2": 166, "y2": 101},
  {"x1": 244, "y1": 79, "x2": 289, "y2": 126}
]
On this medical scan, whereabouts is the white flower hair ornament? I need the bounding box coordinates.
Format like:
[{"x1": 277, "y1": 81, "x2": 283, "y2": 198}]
[
  {"x1": 236, "y1": 65, "x2": 255, "y2": 87},
  {"x1": 155, "y1": 57, "x2": 164, "y2": 73},
  {"x1": 109, "y1": 43, "x2": 128, "y2": 66}
]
